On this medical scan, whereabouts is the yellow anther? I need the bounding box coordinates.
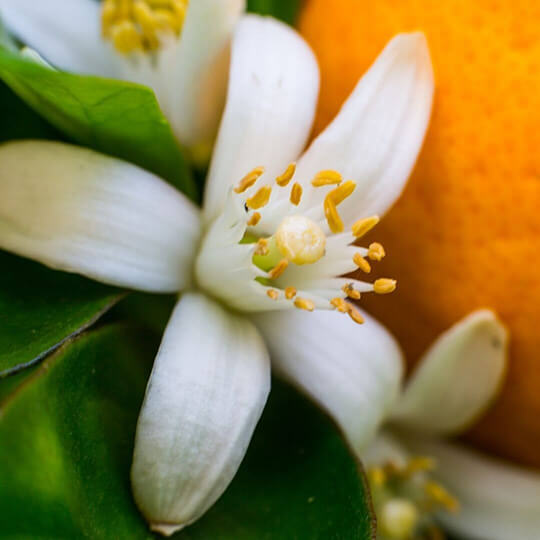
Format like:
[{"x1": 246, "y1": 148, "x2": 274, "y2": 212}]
[
  {"x1": 424, "y1": 482, "x2": 460, "y2": 513},
  {"x1": 347, "y1": 304, "x2": 365, "y2": 324},
  {"x1": 246, "y1": 185, "x2": 272, "y2": 210},
  {"x1": 324, "y1": 181, "x2": 356, "y2": 234},
  {"x1": 404, "y1": 457, "x2": 436, "y2": 476},
  {"x1": 276, "y1": 162, "x2": 296, "y2": 187},
  {"x1": 353, "y1": 253, "x2": 372, "y2": 273},
  {"x1": 269, "y1": 259, "x2": 289, "y2": 279},
  {"x1": 294, "y1": 297, "x2": 315, "y2": 311},
  {"x1": 290, "y1": 182, "x2": 303, "y2": 206},
  {"x1": 285, "y1": 286, "x2": 297, "y2": 299},
  {"x1": 327, "y1": 180, "x2": 356, "y2": 205},
  {"x1": 324, "y1": 198, "x2": 343, "y2": 234},
  {"x1": 311, "y1": 169, "x2": 343, "y2": 187},
  {"x1": 247, "y1": 212, "x2": 261, "y2": 227},
  {"x1": 352, "y1": 216, "x2": 380, "y2": 238},
  {"x1": 368, "y1": 467, "x2": 387, "y2": 487},
  {"x1": 368, "y1": 242, "x2": 386, "y2": 261},
  {"x1": 254, "y1": 238, "x2": 269, "y2": 256},
  {"x1": 234, "y1": 166, "x2": 265, "y2": 193},
  {"x1": 266, "y1": 289, "x2": 279, "y2": 300},
  {"x1": 101, "y1": 0, "x2": 188, "y2": 54},
  {"x1": 342, "y1": 283, "x2": 361, "y2": 300},
  {"x1": 374, "y1": 278, "x2": 397, "y2": 294},
  {"x1": 330, "y1": 297, "x2": 348, "y2": 313}
]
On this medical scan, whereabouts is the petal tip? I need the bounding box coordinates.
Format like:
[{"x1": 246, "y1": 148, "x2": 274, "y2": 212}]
[{"x1": 150, "y1": 522, "x2": 185, "y2": 537}]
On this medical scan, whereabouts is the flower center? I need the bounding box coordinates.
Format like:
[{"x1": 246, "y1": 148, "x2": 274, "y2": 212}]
[
  {"x1": 195, "y1": 163, "x2": 397, "y2": 319},
  {"x1": 101, "y1": 0, "x2": 188, "y2": 54},
  {"x1": 368, "y1": 457, "x2": 459, "y2": 540}
]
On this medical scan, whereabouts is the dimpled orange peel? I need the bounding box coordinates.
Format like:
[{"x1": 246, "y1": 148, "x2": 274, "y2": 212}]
[{"x1": 299, "y1": 0, "x2": 540, "y2": 467}]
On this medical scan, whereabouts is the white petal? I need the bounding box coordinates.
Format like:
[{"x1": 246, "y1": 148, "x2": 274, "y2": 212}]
[
  {"x1": 0, "y1": 0, "x2": 117, "y2": 76},
  {"x1": 294, "y1": 32, "x2": 434, "y2": 227},
  {"x1": 400, "y1": 436, "x2": 540, "y2": 540},
  {"x1": 254, "y1": 308, "x2": 403, "y2": 452},
  {"x1": 361, "y1": 430, "x2": 410, "y2": 469},
  {"x1": 131, "y1": 292, "x2": 270, "y2": 534},
  {"x1": 0, "y1": 141, "x2": 200, "y2": 292},
  {"x1": 391, "y1": 310, "x2": 508, "y2": 436},
  {"x1": 202, "y1": 14, "x2": 319, "y2": 224}
]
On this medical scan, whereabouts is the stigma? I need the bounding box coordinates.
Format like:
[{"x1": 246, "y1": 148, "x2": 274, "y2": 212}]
[
  {"x1": 275, "y1": 215, "x2": 326, "y2": 265},
  {"x1": 101, "y1": 0, "x2": 188, "y2": 54}
]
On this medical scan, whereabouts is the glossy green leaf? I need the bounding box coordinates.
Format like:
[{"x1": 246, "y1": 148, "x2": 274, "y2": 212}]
[
  {"x1": 0, "y1": 47, "x2": 197, "y2": 201},
  {"x1": 0, "y1": 251, "x2": 122, "y2": 378},
  {"x1": 247, "y1": 0, "x2": 303, "y2": 25},
  {"x1": 0, "y1": 323, "x2": 375, "y2": 539}
]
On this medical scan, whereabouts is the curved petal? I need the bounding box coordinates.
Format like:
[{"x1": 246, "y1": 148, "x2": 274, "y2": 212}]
[
  {"x1": 0, "y1": 141, "x2": 200, "y2": 292},
  {"x1": 295, "y1": 32, "x2": 434, "y2": 226},
  {"x1": 131, "y1": 292, "x2": 270, "y2": 535},
  {"x1": 391, "y1": 310, "x2": 508, "y2": 436},
  {"x1": 254, "y1": 308, "x2": 403, "y2": 453},
  {"x1": 0, "y1": 0, "x2": 118, "y2": 76},
  {"x1": 400, "y1": 436, "x2": 540, "y2": 540},
  {"x1": 202, "y1": 14, "x2": 319, "y2": 223}
]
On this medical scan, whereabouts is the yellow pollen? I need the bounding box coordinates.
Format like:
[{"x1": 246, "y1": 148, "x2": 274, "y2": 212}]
[
  {"x1": 254, "y1": 238, "x2": 269, "y2": 256},
  {"x1": 246, "y1": 185, "x2": 272, "y2": 209},
  {"x1": 285, "y1": 286, "x2": 297, "y2": 299},
  {"x1": 324, "y1": 180, "x2": 356, "y2": 233},
  {"x1": 424, "y1": 482, "x2": 460, "y2": 513},
  {"x1": 290, "y1": 182, "x2": 303, "y2": 206},
  {"x1": 311, "y1": 169, "x2": 343, "y2": 187},
  {"x1": 368, "y1": 467, "x2": 386, "y2": 487},
  {"x1": 353, "y1": 253, "x2": 371, "y2": 273},
  {"x1": 266, "y1": 289, "x2": 279, "y2": 300},
  {"x1": 404, "y1": 457, "x2": 436, "y2": 476},
  {"x1": 269, "y1": 259, "x2": 289, "y2": 279},
  {"x1": 330, "y1": 297, "x2": 348, "y2": 312},
  {"x1": 342, "y1": 283, "x2": 361, "y2": 300},
  {"x1": 234, "y1": 166, "x2": 265, "y2": 193},
  {"x1": 347, "y1": 304, "x2": 365, "y2": 325},
  {"x1": 102, "y1": 0, "x2": 188, "y2": 54},
  {"x1": 368, "y1": 242, "x2": 386, "y2": 261},
  {"x1": 276, "y1": 162, "x2": 296, "y2": 187},
  {"x1": 374, "y1": 278, "x2": 397, "y2": 294},
  {"x1": 247, "y1": 212, "x2": 261, "y2": 227},
  {"x1": 352, "y1": 215, "x2": 380, "y2": 238},
  {"x1": 294, "y1": 297, "x2": 315, "y2": 311}
]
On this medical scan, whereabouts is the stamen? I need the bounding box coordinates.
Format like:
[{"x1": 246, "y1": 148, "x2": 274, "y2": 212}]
[
  {"x1": 276, "y1": 162, "x2": 296, "y2": 187},
  {"x1": 352, "y1": 215, "x2": 380, "y2": 238},
  {"x1": 102, "y1": 0, "x2": 189, "y2": 54},
  {"x1": 353, "y1": 253, "x2": 372, "y2": 273},
  {"x1": 290, "y1": 182, "x2": 303, "y2": 206},
  {"x1": 368, "y1": 467, "x2": 386, "y2": 487},
  {"x1": 294, "y1": 297, "x2": 315, "y2": 311},
  {"x1": 268, "y1": 259, "x2": 289, "y2": 279},
  {"x1": 368, "y1": 242, "x2": 386, "y2": 261},
  {"x1": 285, "y1": 287, "x2": 297, "y2": 299},
  {"x1": 347, "y1": 304, "x2": 365, "y2": 324},
  {"x1": 266, "y1": 289, "x2": 279, "y2": 300},
  {"x1": 324, "y1": 180, "x2": 356, "y2": 233},
  {"x1": 330, "y1": 297, "x2": 348, "y2": 312},
  {"x1": 246, "y1": 185, "x2": 272, "y2": 209},
  {"x1": 404, "y1": 457, "x2": 436, "y2": 476},
  {"x1": 342, "y1": 283, "x2": 361, "y2": 300},
  {"x1": 234, "y1": 166, "x2": 265, "y2": 193},
  {"x1": 374, "y1": 278, "x2": 397, "y2": 294},
  {"x1": 311, "y1": 169, "x2": 343, "y2": 187},
  {"x1": 254, "y1": 238, "x2": 269, "y2": 256},
  {"x1": 247, "y1": 212, "x2": 261, "y2": 227},
  {"x1": 424, "y1": 482, "x2": 460, "y2": 513}
]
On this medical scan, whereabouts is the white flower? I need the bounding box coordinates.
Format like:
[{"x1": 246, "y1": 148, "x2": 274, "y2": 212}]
[
  {"x1": 360, "y1": 310, "x2": 540, "y2": 540},
  {"x1": 0, "y1": 0, "x2": 245, "y2": 158},
  {"x1": 0, "y1": 15, "x2": 434, "y2": 535}
]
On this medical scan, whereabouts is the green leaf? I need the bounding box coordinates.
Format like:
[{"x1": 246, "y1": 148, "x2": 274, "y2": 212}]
[
  {"x1": 0, "y1": 323, "x2": 375, "y2": 539},
  {"x1": 0, "y1": 251, "x2": 122, "y2": 378},
  {"x1": 247, "y1": 0, "x2": 303, "y2": 25},
  {"x1": 0, "y1": 47, "x2": 197, "y2": 201}
]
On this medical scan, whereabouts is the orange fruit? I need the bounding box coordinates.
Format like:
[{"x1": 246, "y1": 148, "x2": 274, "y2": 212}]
[{"x1": 299, "y1": 0, "x2": 540, "y2": 467}]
